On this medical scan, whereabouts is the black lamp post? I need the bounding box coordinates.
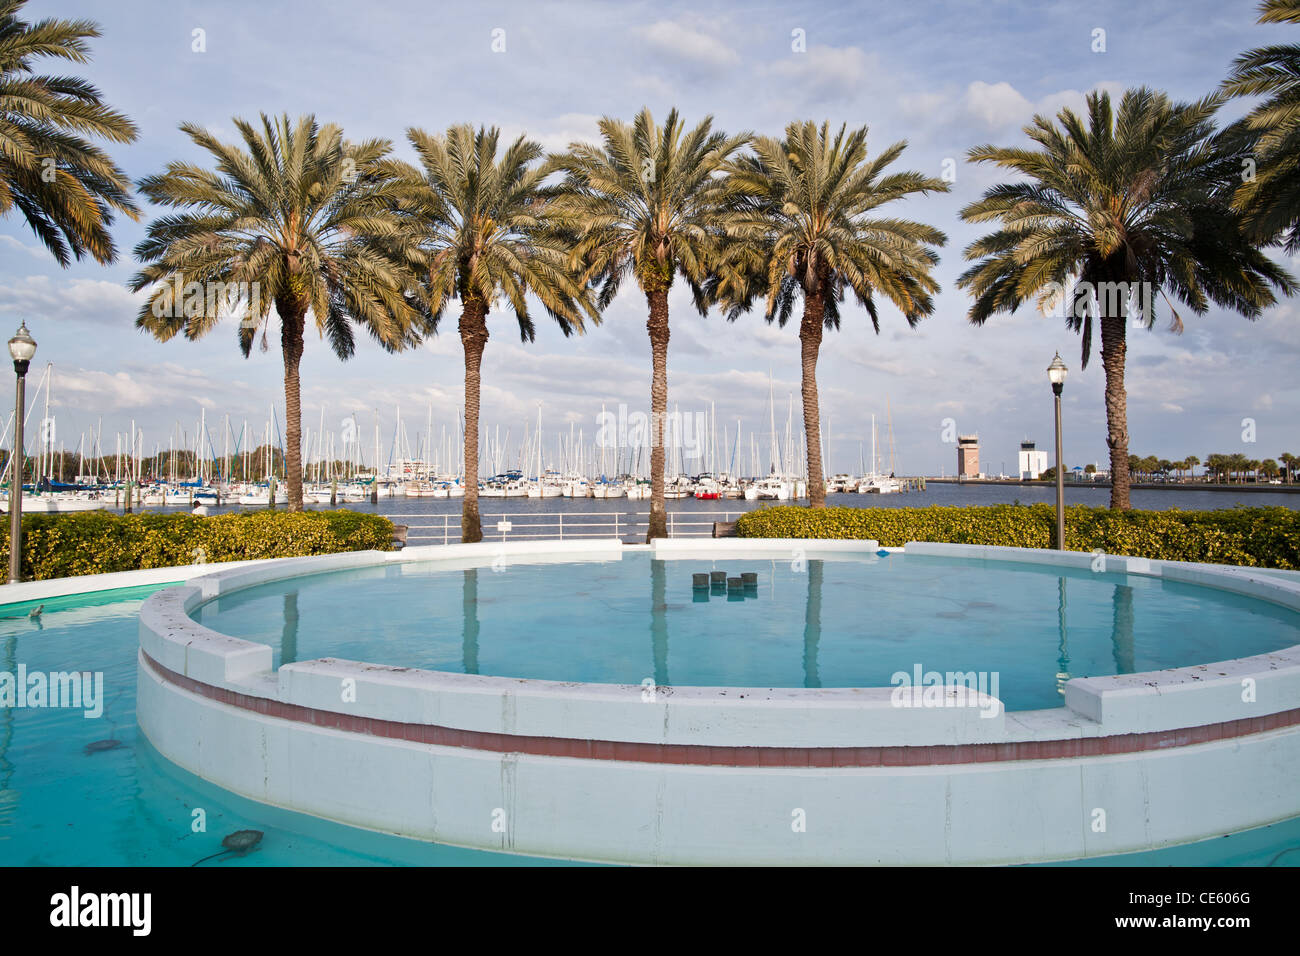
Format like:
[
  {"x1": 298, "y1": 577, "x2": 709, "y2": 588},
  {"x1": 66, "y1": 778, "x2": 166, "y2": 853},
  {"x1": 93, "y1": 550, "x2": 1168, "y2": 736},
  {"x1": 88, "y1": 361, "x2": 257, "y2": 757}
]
[
  {"x1": 7, "y1": 322, "x2": 36, "y2": 583},
  {"x1": 1048, "y1": 352, "x2": 1068, "y2": 551}
]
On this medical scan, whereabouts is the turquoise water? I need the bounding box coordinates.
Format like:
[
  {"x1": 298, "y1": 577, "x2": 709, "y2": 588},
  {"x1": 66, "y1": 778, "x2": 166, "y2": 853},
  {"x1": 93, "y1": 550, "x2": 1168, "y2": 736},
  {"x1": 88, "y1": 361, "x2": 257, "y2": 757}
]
[
  {"x1": 0, "y1": 575, "x2": 1296, "y2": 866},
  {"x1": 194, "y1": 552, "x2": 1300, "y2": 713},
  {"x1": 0, "y1": 587, "x2": 565, "y2": 867}
]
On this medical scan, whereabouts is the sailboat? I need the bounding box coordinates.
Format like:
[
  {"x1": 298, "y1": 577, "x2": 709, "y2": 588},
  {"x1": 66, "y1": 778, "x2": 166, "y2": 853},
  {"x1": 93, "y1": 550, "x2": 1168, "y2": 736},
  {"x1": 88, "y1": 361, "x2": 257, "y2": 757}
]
[
  {"x1": 858, "y1": 412, "x2": 899, "y2": 494},
  {"x1": 747, "y1": 374, "x2": 795, "y2": 500}
]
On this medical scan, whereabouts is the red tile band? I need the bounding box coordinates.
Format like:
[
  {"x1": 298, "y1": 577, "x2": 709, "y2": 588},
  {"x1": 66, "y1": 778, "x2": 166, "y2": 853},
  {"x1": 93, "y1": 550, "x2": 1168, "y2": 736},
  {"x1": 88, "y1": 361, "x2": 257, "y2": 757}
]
[{"x1": 141, "y1": 651, "x2": 1300, "y2": 768}]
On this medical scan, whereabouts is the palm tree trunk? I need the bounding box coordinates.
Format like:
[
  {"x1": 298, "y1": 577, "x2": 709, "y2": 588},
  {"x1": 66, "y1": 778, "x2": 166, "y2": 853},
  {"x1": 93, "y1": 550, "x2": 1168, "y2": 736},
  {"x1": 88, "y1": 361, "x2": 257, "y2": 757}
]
[
  {"x1": 1100, "y1": 314, "x2": 1130, "y2": 510},
  {"x1": 278, "y1": 295, "x2": 306, "y2": 512},
  {"x1": 646, "y1": 287, "x2": 670, "y2": 541},
  {"x1": 800, "y1": 292, "x2": 827, "y2": 508},
  {"x1": 460, "y1": 301, "x2": 488, "y2": 543}
]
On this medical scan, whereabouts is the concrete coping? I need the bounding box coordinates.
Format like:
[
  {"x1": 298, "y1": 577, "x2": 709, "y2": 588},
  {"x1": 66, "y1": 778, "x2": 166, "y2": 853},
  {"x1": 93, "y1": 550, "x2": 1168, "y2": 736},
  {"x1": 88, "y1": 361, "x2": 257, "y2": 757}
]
[{"x1": 130, "y1": 538, "x2": 1300, "y2": 749}]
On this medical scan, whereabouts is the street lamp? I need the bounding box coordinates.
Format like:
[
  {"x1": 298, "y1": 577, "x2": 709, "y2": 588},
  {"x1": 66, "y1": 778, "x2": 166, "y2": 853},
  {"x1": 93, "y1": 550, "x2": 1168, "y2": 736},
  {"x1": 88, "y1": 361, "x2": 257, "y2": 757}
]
[
  {"x1": 1047, "y1": 352, "x2": 1067, "y2": 551},
  {"x1": 7, "y1": 322, "x2": 35, "y2": 583}
]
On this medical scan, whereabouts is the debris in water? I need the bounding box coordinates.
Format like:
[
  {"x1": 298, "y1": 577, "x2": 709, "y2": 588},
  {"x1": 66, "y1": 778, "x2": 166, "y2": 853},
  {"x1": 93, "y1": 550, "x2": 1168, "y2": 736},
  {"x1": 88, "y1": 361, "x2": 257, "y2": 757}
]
[
  {"x1": 28, "y1": 605, "x2": 43, "y2": 619},
  {"x1": 83, "y1": 739, "x2": 122, "y2": 755},
  {"x1": 191, "y1": 829, "x2": 265, "y2": 867}
]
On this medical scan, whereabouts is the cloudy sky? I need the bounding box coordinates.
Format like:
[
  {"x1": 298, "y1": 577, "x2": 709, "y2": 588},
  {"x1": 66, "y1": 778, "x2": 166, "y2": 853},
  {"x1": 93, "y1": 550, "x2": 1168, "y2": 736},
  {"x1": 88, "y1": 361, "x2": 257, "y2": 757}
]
[{"x1": 1, "y1": 0, "x2": 1296, "y2": 476}]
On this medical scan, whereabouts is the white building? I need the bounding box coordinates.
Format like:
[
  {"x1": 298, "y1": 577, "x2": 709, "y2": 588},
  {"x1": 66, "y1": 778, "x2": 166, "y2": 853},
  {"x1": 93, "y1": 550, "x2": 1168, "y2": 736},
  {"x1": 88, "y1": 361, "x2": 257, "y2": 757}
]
[{"x1": 1018, "y1": 441, "x2": 1048, "y2": 480}]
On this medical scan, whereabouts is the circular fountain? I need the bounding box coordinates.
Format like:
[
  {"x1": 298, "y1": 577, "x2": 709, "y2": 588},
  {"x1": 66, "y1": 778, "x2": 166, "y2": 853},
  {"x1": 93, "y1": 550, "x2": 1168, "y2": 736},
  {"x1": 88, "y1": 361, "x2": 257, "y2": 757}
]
[{"x1": 136, "y1": 538, "x2": 1300, "y2": 864}]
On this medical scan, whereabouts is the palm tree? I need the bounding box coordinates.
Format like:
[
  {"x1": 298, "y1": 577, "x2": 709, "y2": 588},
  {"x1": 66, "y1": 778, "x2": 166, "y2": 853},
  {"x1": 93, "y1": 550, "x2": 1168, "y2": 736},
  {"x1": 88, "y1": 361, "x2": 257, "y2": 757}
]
[
  {"x1": 1185, "y1": 455, "x2": 1200, "y2": 482},
  {"x1": 1281, "y1": 451, "x2": 1297, "y2": 482},
  {"x1": 548, "y1": 108, "x2": 749, "y2": 539},
  {"x1": 1217, "y1": 453, "x2": 1231, "y2": 483},
  {"x1": 0, "y1": 0, "x2": 138, "y2": 264},
  {"x1": 388, "y1": 124, "x2": 598, "y2": 543},
  {"x1": 1223, "y1": 1, "x2": 1300, "y2": 250},
  {"x1": 131, "y1": 114, "x2": 429, "y2": 511},
  {"x1": 959, "y1": 88, "x2": 1295, "y2": 510},
  {"x1": 720, "y1": 121, "x2": 948, "y2": 507}
]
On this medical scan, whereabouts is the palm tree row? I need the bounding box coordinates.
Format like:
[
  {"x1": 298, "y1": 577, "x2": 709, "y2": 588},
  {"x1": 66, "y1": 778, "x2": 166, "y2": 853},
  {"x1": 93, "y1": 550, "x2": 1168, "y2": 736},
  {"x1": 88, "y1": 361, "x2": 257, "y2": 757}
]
[
  {"x1": 1126, "y1": 457, "x2": 1201, "y2": 482},
  {"x1": 126, "y1": 110, "x2": 950, "y2": 540},
  {"x1": 1123, "y1": 453, "x2": 1300, "y2": 484},
  {"x1": 3, "y1": 0, "x2": 1298, "y2": 542},
  {"x1": 1203, "y1": 453, "x2": 1289, "y2": 483}
]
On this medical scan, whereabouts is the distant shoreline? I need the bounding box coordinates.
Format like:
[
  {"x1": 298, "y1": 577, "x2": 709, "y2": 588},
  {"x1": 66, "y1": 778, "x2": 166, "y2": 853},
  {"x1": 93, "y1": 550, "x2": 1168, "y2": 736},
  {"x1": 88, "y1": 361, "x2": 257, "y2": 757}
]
[{"x1": 924, "y1": 478, "x2": 1300, "y2": 494}]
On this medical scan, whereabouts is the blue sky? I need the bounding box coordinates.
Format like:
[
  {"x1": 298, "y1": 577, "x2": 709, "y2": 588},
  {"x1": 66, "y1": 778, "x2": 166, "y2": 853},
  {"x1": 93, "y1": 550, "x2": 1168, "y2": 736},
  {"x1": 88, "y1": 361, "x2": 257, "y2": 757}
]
[{"x1": 1, "y1": 0, "x2": 1296, "y2": 475}]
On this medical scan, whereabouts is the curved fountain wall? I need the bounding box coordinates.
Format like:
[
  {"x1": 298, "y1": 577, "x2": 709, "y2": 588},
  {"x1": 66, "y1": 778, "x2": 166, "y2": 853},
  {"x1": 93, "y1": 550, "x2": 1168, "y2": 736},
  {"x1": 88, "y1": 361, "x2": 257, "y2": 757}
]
[{"x1": 135, "y1": 539, "x2": 1300, "y2": 865}]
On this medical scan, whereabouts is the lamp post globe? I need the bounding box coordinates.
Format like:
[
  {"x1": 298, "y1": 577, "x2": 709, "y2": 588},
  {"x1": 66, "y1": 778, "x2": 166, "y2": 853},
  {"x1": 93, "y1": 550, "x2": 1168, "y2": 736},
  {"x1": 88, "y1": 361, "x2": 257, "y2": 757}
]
[
  {"x1": 8, "y1": 322, "x2": 36, "y2": 370},
  {"x1": 1047, "y1": 352, "x2": 1068, "y2": 393}
]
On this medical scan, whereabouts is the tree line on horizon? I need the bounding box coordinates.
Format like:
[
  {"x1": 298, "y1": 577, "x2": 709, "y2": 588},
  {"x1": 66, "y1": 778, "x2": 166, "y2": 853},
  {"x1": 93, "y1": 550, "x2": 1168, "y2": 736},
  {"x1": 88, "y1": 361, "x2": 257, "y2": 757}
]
[
  {"x1": 1089, "y1": 453, "x2": 1300, "y2": 483},
  {"x1": 0, "y1": 444, "x2": 301, "y2": 486},
  {"x1": 1, "y1": 0, "x2": 1299, "y2": 541}
]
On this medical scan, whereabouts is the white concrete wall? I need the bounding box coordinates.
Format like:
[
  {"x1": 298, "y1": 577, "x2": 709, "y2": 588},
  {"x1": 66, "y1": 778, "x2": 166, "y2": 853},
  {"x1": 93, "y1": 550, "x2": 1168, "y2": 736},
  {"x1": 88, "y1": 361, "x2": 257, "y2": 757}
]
[{"x1": 137, "y1": 652, "x2": 1300, "y2": 864}]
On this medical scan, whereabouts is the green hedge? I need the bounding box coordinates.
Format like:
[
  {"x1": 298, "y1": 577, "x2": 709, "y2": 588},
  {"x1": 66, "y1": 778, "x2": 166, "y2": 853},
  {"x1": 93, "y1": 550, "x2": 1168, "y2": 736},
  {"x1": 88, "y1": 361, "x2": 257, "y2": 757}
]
[
  {"x1": 0, "y1": 509, "x2": 394, "y2": 580},
  {"x1": 735, "y1": 504, "x2": 1300, "y2": 570}
]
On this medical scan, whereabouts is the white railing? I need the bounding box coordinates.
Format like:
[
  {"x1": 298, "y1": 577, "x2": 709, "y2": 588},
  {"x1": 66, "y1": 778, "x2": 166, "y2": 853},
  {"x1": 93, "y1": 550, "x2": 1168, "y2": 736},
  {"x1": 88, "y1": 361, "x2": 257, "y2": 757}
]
[{"x1": 386, "y1": 511, "x2": 750, "y2": 544}]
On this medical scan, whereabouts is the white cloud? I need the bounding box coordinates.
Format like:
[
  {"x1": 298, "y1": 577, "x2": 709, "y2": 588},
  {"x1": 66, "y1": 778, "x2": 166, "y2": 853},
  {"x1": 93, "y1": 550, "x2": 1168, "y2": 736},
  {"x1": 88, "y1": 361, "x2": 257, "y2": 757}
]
[
  {"x1": 502, "y1": 112, "x2": 602, "y2": 155},
  {"x1": 52, "y1": 362, "x2": 237, "y2": 415},
  {"x1": 0, "y1": 236, "x2": 52, "y2": 261},
  {"x1": 899, "y1": 91, "x2": 948, "y2": 118},
  {"x1": 0, "y1": 275, "x2": 142, "y2": 325},
  {"x1": 963, "y1": 81, "x2": 1033, "y2": 130},
  {"x1": 640, "y1": 20, "x2": 740, "y2": 68},
  {"x1": 630, "y1": 73, "x2": 677, "y2": 106},
  {"x1": 769, "y1": 46, "x2": 876, "y2": 101},
  {"x1": 960, "y1": 79, "x2": 1129, "y2": 132}
]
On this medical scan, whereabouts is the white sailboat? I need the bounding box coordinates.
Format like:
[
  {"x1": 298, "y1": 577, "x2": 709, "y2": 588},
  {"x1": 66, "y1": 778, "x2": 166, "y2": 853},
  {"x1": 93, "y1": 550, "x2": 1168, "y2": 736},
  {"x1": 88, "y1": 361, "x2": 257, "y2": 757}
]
[{"x1": 858, "y1": 414, "x2": 899, "y2": 494}]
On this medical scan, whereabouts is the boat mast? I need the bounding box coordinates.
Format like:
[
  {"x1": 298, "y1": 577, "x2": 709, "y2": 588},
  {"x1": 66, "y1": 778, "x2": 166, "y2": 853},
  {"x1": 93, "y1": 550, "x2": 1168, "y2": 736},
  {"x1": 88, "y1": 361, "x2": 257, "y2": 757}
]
[
  {"x1": 886, "y1": 395, "x2": 896, "y2": 476},
  {"x1": 40, "y1": 364, "x2": 50, "y2": 484},
  {"x1": 871, "y1": 414, "x2": 877, "y2": 477},
  {"x1": 768, "y1": 372, "x2": 778, "y2": 475}
]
